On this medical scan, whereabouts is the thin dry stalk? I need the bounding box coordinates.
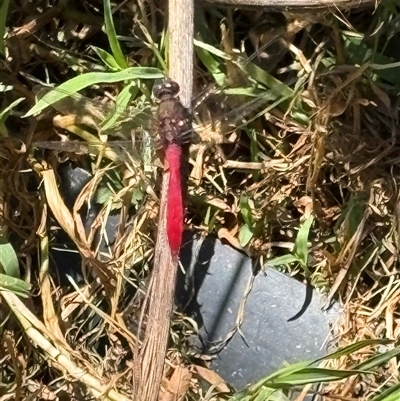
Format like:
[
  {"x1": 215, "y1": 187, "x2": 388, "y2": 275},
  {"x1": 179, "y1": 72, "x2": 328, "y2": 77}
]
[{"x1": 137, "y1": 1, "x2": 194, "y2": 401}]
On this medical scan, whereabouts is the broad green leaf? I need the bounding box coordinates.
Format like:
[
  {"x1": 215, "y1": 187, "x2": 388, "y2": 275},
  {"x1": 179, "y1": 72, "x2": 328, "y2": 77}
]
[
  {"x1": 24, "y1": 67, "x2": 163, "y2": 117},
  {"x1": 239, "y1": 224, "x2": 253, "y2": 247},
  {"x1": 91, "y1": 46, "x2": 121, "y2": 71},
  {"x1": 261, "y1": 389, "x2": 291, "y2": 401},
  {"x1": 0, "y1": 273, "x2": 31, "y2": 298},
  {"x1": 103, "y1": 0, "x2": 128, "y2": 69},
  {"x1": 294, "y1": 215, "x2": 313, "y2": 268},
  {"x1": 0, "y1": 242, "x2": 19, "y2": 278}
]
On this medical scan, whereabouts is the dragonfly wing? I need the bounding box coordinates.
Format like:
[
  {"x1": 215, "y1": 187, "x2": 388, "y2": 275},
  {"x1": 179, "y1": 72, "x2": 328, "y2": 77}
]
[
  {"x1": 33, "y1": 84, "x2": 155, "y2": 138},
  {"x1": 31, "y1": 140, "x2": 160, "y2": 168},
  {"x1": 30, "y1": 48, "x2": 280, "y2": 152},
  {"x1": 34, "y1": 86, "x2": 107, "y2": 128},
  {"x1": 194, "y1": 91, "x2": 274, "y2": 144}
]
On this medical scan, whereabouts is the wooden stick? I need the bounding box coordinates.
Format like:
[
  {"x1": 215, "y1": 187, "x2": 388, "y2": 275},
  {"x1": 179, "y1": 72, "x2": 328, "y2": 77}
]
[
  {"x1": 168, "y1": 0, "x2": 194, "y2": 107},
  {"x1": 201, "y1": 0, "x2": 376, "y2": 9},
  {"x1": 137, "y1": 1, "x2": 194, "y2": 401}
]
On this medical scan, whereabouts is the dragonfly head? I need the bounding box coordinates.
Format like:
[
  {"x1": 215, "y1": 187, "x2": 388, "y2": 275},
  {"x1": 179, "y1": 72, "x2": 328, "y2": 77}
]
[{"x1": 153, "y1": 78, "x2": 180, "y2": 102}]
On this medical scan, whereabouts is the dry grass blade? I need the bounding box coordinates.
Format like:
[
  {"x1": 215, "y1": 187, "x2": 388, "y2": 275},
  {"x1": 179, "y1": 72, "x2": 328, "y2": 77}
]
[
  {"x1": 0, "y1": 290, "x2": 130, "y2": 401},
  {"x1": 30, "y1": 158, "x2": 116, "y2": 291}
]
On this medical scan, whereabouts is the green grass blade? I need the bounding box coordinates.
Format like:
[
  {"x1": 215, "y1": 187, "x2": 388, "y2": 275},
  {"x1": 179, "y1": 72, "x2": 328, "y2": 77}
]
[
  {"x1": 343, "y1": 31, "x2": 400, "y2": 85},
  {"x1": 101, "y1": 81, "x2": 138, "y2": 130},
  {"x1": 253, "y1": 387, "x2": 290, "y2": 401},
  {"x1": 0, "y1": 98, "x2": 25, "y2": 134},
  {"x1": 354, "y1": 346, "x2": 400, "y2": 371},
  {"x1": 294, "y1": 215, "x2": 314, "y2": 270},
  {"x1": 239, "y1": 194, "x2": 254, "y2": 246},
  {"x1": 222, "y1": 87, "x2": 279, "y2": 99},
  {"x1": 231, "y1": 384, "x2": 289, "y2": 401},
  {"x1": 367, "y1": 382, "x2": 400, "y2": 401},
  {"x1": 240, "y1": 194, "x2": 253, "y2": 227},
  {"x1": 194, "y1": 39, "x2": 228, "y2": 86},
  {"x1": 249, "y1": 361, "x2": 311, "y2": 392},
  {"x1": 24, "y1": 67, "x2": 163, "y2": 117},
  {"x1": 0, "y1": 0, "x2": 10, "y2": 55},
  {"x1": 239, "y1": 224, "x2": 253, "y2": 247},
  {"x1": 263, "y1": 367, "x2": 370, "y2": 388},
  {"x1": 204, "y1": 206, "x2": 211, "y2": 226},
  {"x1": 239, "y1": 61, "x2": 293, "y2": 97},
  {"x1": 0, "y1": 273, "x2": 31, "y2": 298},
  {"x1": 103, "y1": 0, "x2": 128, "y2": 69},
  {"x1": 194, "y1": 38, "x2": 231, "y2": 60},
  {"x1": 335, "y1": 193, "x2": 366, "y2": 240},
  {"x1": 0, "y1": 97, "x2": 25, "y2": 121},
  {"x1": 314, "y1": 338, "x2": 394, "y2": 364},
  {"x1": 91, "y1": 46, "x2": 121, "y2": 71},
  {"x1": 0, "y1": 242, "x2": 19, "y2": 278},
  {"x1": 245, "y1": 339, "x2": 395, "y2": 395},
  {"x1": 266, "y1": 254, "x2": 299, "y2": 267}
]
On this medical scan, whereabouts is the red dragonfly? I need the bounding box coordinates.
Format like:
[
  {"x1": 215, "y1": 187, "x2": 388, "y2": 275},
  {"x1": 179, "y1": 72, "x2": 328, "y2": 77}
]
[
  {"x1": 152, "y1": 79, "x2": 192, "y2": 258},
  {"x1": 27, "y1": 60, "x2": 282, "y2": 259}
]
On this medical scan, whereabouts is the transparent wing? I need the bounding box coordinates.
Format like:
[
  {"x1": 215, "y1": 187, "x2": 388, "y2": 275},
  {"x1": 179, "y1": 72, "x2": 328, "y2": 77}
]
[
  {"x1": 30, "y1": 83, "x2": 158, "y2": 171},
  {"x1": 28, "y1": 55, "x2": 277, "y2": 146},
  {"x1": 32, "y1": 140, "x2": 140, "y2": 164}
]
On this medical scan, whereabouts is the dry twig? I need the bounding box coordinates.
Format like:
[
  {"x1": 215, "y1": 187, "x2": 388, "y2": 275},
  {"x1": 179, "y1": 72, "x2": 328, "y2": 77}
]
[{"x1": 137, "y1": 1, "x2": 194, "y2": 401}]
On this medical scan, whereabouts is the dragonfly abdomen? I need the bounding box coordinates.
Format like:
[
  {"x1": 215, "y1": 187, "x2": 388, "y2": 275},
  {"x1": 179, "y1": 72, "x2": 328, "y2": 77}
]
[{"x1": 165, "y1": 143, "x2": 183, "y2": 259}]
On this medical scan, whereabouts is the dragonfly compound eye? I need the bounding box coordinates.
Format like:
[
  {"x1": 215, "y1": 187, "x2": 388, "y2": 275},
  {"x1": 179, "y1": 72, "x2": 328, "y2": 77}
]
[{"x1": 153, "y1": 78, "x2": 180, "y2": 100}]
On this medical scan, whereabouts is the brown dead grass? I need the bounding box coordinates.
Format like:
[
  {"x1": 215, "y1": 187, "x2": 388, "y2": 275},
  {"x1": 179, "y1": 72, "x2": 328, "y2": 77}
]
[{"x1": 1, "y1": 1, "x2": 399, "y2": 400}]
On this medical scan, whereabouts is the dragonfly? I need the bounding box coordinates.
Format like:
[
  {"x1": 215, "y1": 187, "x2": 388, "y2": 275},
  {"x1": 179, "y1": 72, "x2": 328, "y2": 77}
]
[
  {"x1": 151, "y1": 79, "x2": 192, "y2": 259},
  {"x1": 26, "y1": 57, "x2": 281, "y2": 260}
]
